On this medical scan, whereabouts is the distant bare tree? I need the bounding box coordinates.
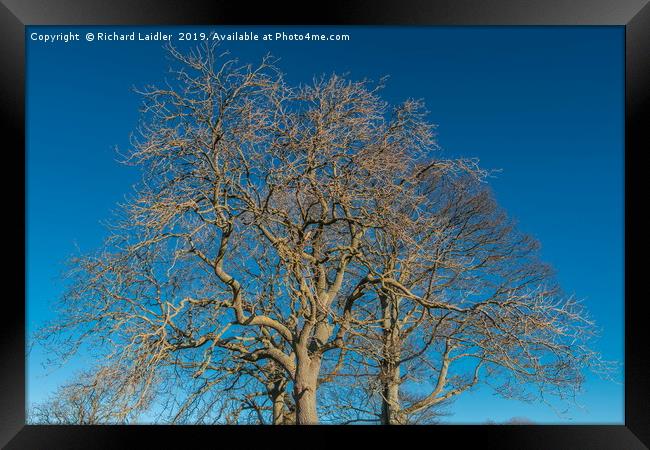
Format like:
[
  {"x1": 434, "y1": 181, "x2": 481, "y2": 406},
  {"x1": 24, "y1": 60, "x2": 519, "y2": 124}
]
[
  {"x1": 34, "y1": 42, "x2": 609, "y2": 425},
  {"x1": 30, "y1": 365, "x2": 155, "y2": 424},
  {"x1": 485, "y1": 417, "x2": 535, "y2": 425}
]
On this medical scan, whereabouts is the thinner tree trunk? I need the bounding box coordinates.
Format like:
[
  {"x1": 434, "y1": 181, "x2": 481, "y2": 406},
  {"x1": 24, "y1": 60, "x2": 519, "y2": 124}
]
[
  {"x1": 380, "y1": 294, "x2": 404, "y2": 425},
  {"x1": 271, "y1": 390, "x2": 285, "y2": 425},
  {"x1": 381, "y1": 362, "x2": 404, "y2": 424}
]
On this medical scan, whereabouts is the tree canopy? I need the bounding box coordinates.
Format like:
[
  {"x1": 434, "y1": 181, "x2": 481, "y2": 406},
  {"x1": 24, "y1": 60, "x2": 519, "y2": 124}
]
[{"x1": 33, "y1": 43, "x2": 609, "y2": 425}]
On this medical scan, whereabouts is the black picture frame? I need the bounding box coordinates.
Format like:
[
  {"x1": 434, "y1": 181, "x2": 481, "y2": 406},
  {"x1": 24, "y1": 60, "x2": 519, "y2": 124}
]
[{"x1": 2, "y1": 1, "x2": 647, "y2": 448}]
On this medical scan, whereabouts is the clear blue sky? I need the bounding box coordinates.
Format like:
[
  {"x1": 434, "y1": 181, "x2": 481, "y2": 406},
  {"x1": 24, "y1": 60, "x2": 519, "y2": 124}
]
[{"x1": 26, "y1": 26, "x2": 624, "y2": 423}]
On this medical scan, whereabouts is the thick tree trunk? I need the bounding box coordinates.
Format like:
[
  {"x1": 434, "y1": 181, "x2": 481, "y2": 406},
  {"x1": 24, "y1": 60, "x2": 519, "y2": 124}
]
[{"x1": 293, "y1": 356, "x2": 321, "y2": 425}]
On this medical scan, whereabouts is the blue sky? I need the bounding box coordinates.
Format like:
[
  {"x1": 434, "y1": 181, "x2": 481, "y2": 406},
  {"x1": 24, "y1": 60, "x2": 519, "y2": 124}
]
[{"x1": 26, "y1": 26, "x2": 624, "y2": 423}]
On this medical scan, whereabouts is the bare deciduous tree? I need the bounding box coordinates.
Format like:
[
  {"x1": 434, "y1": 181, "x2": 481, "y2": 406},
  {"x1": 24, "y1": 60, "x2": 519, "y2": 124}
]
[
  {"x1": 34, "y1": 42, "x2": 609, "y2": 425},
  {"x1": 313, "y1": 154, "x2": 607, "y2": 424},
  {"x1": 29, "y1": 365, "x2": 155, "y2": 424}
]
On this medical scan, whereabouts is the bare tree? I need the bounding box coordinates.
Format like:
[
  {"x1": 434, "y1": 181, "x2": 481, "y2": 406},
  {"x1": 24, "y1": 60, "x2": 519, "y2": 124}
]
[
  {"x1": 344, "y1": 170, "x2": 607, "y2": 423},
  {"x1": 29, "y1": 365, "x2": 155, "y2": 424},
  {"x1": 34, "y1": 42, "x2": 608, "y2": 425}
]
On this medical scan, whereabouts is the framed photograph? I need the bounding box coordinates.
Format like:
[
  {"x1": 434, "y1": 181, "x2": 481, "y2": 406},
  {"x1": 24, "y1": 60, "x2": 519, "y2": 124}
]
[{"x1": 2, "y1": 0, "x2": 647, "y2": 448}]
